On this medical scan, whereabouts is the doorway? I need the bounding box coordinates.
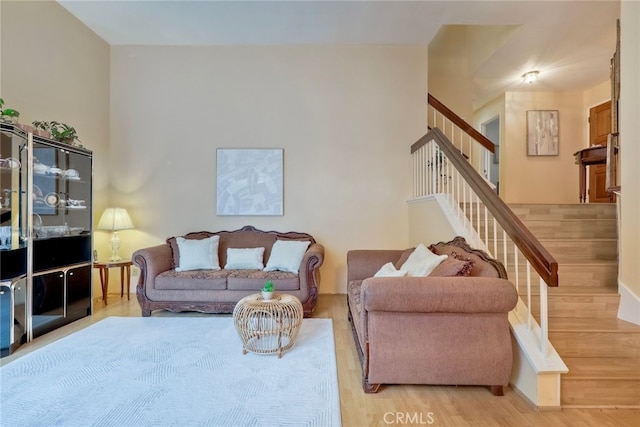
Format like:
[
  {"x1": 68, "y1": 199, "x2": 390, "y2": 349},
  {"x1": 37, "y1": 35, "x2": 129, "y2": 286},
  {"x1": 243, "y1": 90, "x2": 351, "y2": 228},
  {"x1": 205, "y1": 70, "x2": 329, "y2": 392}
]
[
  {"x1": 588, "y1": 101, "x2": 611, "y2": 203},
  {"x1": 482, "y1": 116, "x2": 500, "y2": 195}
]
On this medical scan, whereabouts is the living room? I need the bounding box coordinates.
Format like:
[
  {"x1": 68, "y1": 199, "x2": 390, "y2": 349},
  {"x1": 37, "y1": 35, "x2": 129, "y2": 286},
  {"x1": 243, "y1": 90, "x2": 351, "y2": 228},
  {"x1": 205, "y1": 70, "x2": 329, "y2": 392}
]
[
  {"x1": 1, "y1": 1, "x2": 639, "y2": 425},
  {"x1": 3, "y1": 1, "x2": 636, "y2": 301}
]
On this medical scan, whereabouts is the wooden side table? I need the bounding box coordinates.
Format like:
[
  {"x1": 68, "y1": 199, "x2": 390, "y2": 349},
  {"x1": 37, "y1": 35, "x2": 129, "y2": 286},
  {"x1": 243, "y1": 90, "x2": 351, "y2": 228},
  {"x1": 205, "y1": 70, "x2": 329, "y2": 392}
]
[
  {"x1": 233, "y1": 293, "x2": 303, "y2": 358},
  {"x1": 93, "y1": 260, "x2": 133, "y2": 305},
  {"x1": 574, "y1": 146, "x2": 607, "y2": 203}
]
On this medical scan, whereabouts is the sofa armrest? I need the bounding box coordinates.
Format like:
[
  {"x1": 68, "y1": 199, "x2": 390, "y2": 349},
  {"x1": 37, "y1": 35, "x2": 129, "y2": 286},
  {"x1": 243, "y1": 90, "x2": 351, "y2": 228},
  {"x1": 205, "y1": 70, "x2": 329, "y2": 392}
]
[
  {"x1": 362, "y1": 277, "x2": 518, "y2": 314},
  {"x1": 347, "y1": 250, "x2": 406, "y2": 282},
  {"x1": 299, "y1": 243, "x2": 324, "y2": 289},
  {"x1": 132, "y1": 244, "x2": 173, "y2": 292},
  {"x1": 302, "y1": 243, "x2": 324, "y2": 267}
]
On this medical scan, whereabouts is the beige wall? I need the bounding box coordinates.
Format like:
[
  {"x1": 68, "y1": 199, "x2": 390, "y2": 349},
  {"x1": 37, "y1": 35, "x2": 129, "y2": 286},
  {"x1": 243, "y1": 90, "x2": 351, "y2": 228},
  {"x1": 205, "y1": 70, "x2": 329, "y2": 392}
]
[
  {"x1": 110, "y1": 45, "x2": 428, "y2": 294},
  {"x1": 501, "y1": 91, "x2": 585, "y2": 204},
  {"x1": 4, "y1": 1, "x2": 636, "y2": 304},
  {"x1": 474, "y1": 88, "x2": 611, "y2": 204},
  {"x1": 1, "y1": 1, "x2": 110, "y2": 196},
  {"x1": 407, "y1": 196, "x2": 458, "y2": 247},
  {"x1": 618, "y1": 0, "x2": 640, "y2": 322},
  {"x1": 473, "y1": 94, "x2": 506, "y2": 187},
  {"x1": 1, "y1": 1, "x2": 110, "y2": 297},
  {"x1": 428, "y1": 26, "x2": 474, "y2": 122}
]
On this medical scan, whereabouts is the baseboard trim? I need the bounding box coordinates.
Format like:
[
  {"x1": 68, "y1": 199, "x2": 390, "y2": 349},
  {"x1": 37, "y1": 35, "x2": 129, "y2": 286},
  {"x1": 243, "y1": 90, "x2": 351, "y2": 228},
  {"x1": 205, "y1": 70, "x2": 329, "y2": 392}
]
[{"x1": 617, "y1": 279, "x2": 640, "y2": 326}]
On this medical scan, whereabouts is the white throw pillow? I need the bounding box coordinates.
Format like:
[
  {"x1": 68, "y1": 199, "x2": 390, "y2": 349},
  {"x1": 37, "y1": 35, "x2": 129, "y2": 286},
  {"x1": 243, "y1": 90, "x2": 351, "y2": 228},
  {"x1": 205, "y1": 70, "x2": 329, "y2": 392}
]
[
  {"x1": 264, "y1": 240, "x2": 311, "y2": 274},
  {"x1": 225, "y1": 247, "x2": 265, "y2": 270},
  {"x1": 374, "y1": 262, "x2": 408, "y2": 277},
  {"x1": 175, "y1": 235, "x2": 220, "y2": 272},
  {"x1": 399, "y1": 243, "x2": 448, "y2": 277}
]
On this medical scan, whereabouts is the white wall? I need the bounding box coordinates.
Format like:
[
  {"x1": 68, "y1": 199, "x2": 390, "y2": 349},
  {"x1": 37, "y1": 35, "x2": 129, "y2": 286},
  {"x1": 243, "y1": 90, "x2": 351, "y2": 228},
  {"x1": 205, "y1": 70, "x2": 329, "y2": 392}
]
[
  {"x1": 109, "y1": 46, "x2": 428, "y2": 293},
  {"x1": 617, "y1": 0, "x2": 640, "y2": 325}
]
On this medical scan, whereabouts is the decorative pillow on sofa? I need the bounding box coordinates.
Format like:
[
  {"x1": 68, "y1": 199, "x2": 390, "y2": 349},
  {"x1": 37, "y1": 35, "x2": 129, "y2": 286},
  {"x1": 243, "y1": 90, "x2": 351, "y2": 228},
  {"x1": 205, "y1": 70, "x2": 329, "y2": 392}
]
[
  {"x1": 374, "y1": 262, "x2": 408, "y2": 277},
  {"x1": 225, "y1": 247, "x2": 265, "y2": 270},
  {"x1": 167, "y1": 231, "x2": 216, "y2": 269},
  {"x1": 175, "y1": 235, "x2": 221, "y2": 272},
  {"x1": 399, "y1": 243, "x2": 448, "y2": 277},
  {"x1": 264, "y1": 240, "x2": 311, "y2": 274},
  {"x1": 394, "y1": 248, "x2": 415, "y2": 270},
  {"x1": 429, "y1": 251, "x2": 474, "y2": 277}
]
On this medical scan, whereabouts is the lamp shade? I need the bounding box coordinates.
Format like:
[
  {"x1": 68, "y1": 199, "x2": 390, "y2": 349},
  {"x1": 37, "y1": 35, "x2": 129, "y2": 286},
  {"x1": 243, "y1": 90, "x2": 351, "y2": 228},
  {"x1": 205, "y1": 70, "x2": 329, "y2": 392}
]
[{"x1": 97, "y1": 208, "x2": 134, "y2": 231}]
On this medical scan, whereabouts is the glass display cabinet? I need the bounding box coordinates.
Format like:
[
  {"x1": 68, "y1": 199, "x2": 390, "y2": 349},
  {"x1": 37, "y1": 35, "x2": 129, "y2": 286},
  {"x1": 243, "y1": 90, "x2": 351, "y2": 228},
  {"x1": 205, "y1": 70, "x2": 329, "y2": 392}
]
[
  {"x1": 0, "y1": 123, "x2": 28, "y2": 356},
  {"x1": 30, "y1": 133, "x2": 93, "y2": 338},
  {"x1": 0, "y1": 123, "x2": 93, "y2": 355}
]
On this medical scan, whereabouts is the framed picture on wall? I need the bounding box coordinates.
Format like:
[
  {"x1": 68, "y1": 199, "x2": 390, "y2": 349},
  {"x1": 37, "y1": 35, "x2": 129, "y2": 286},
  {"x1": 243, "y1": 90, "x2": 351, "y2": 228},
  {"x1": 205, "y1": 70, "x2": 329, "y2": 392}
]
[
  {"x1": 526, "y1": 110, "x2": 559, "y2": 156},
  {"x1": 216, "y1": 148, "x2": 284, "y2": 216}
]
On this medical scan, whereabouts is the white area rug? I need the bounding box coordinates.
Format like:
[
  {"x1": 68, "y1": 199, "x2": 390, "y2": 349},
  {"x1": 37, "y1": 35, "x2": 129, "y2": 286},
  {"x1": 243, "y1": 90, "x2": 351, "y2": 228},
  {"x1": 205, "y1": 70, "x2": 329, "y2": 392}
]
[{"x1": 0, "y1": 317, "x2": 341, "y2": 427}]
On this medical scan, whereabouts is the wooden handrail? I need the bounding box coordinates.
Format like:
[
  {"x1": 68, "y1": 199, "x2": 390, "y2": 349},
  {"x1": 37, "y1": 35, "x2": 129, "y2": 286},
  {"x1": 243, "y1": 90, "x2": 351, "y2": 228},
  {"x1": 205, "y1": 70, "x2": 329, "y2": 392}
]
[
  {"x1": 427, "y1": 93, "x2": 496, "y2": 153},
  {"x1": 412, "y1": 128, "x2": 559, "y2": 286}
]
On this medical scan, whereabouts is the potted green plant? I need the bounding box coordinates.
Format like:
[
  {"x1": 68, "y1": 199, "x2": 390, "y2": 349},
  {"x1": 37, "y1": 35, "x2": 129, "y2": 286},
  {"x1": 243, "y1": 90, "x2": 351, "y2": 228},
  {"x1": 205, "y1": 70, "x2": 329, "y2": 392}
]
[
  {"x1": 32, "y1": 120, "x2": 82, "y2": 147},
  {"x1": 261, "y1": 280, "x2": 274, "y2": 300},
  {"x1": 0, "y1": 98, "x2": 20, "y2": 123}
]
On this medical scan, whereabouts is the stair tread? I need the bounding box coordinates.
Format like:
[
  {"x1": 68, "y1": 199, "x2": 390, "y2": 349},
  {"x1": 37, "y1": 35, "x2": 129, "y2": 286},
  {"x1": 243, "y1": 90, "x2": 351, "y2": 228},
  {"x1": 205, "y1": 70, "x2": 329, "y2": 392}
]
[
  {"x1": 559, "y1": 260, "x2": 618, "y2": 266},
  {"x1": 539, "y1": 238, "x2": 618, "y2": 242},
  {"x1": 520, "y1": 218, "x2": 616, "y2": 223},
  {"x1": 521, "y1": 286, "x2": 619, "y2": 296},
  {"x1": 549, "y1": 286, "x2": 618, "y2": 294},
  {"x1": 548, "y1": 316, "x2": 640, "y2": 332},
  {"x1": 508, "y1": 203, "x2": 616, "y2": 207},
  {"x1": 562, "y1": 357, "x2": 640, "y2": 379},
  {"x1": 480, "y1": 217, "x2": 616, "y2": 222}
]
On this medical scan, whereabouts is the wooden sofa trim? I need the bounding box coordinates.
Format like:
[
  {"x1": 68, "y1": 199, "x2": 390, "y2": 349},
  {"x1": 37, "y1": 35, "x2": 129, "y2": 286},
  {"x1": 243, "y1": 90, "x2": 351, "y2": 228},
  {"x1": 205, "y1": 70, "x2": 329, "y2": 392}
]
[{"x1": 429, "y1": 236, "x2": 508, "y2": 279}]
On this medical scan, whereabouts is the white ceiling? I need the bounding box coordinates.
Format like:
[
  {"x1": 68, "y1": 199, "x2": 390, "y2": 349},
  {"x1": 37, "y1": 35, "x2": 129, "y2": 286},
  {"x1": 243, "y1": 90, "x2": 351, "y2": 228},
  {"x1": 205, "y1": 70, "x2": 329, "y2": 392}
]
[{"x1": 58, "y1": 0, "x2": 620, "y2": 108}]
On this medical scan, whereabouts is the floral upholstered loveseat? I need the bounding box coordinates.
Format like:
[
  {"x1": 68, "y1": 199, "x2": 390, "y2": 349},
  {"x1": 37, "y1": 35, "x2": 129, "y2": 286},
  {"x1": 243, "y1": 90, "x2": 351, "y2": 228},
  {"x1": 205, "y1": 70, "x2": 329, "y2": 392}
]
[{"x1": 133, "y1": 226, "x2": 324, "y2": 317}]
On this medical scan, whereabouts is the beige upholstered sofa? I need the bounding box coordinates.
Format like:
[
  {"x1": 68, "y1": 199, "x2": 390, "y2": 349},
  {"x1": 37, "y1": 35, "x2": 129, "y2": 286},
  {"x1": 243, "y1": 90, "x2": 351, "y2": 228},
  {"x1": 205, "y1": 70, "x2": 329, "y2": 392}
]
[
  {"x1": 346, "y1": 237, "x2": 518, "y2": 395},
  {"x1": 133, "y1": 226, "x2": 324, "y2": 317}
]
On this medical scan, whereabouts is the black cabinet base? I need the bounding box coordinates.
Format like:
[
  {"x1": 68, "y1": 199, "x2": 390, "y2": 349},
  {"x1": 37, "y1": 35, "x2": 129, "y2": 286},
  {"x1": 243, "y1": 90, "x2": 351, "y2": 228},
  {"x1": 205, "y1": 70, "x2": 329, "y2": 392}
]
[{"x1": 31, "y1": 298, "x2": 91, "y2": 339}]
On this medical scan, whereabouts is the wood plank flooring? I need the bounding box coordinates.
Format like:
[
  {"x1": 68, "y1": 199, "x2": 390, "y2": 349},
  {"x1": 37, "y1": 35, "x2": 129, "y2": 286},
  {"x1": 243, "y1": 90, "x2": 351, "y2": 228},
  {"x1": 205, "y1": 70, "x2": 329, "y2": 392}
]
[{"x1": 3, "y1": 294, "x2": 639, "y2": 426}]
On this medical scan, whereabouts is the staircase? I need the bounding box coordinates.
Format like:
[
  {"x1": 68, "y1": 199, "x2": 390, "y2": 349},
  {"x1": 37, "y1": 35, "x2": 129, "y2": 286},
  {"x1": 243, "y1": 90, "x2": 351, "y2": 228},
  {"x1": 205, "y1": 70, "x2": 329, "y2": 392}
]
[{"x1": 509, "y1": 203, "x2": 640, "y2": 408}]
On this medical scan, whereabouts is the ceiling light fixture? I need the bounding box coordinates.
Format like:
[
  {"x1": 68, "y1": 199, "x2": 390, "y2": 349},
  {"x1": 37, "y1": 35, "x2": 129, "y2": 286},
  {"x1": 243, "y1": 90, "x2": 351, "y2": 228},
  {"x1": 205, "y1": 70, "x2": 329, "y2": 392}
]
[{"x1": 522, "y1": 71, "x2": 539, "y2": 84}]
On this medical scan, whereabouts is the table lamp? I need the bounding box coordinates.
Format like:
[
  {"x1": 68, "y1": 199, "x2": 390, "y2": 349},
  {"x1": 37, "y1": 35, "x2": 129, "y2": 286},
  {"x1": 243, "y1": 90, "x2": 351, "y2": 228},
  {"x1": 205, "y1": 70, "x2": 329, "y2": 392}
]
[{"x1": 97, "y1": 207, "x2": 134, "y2": 261}]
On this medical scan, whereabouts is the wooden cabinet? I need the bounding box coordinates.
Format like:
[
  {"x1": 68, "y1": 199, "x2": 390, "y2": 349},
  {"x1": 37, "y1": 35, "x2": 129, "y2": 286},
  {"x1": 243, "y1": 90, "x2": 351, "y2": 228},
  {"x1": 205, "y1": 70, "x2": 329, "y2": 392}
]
[{"x1": 31, "y1": 265, "x2": 91, "y2": 338}]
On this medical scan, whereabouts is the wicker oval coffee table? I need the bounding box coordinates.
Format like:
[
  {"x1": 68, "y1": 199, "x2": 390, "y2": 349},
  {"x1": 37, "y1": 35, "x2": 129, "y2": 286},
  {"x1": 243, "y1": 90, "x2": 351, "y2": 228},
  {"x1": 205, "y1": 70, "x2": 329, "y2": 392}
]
[{"x1": 233, "y1": 293, "x2": 303, "y2": 358}]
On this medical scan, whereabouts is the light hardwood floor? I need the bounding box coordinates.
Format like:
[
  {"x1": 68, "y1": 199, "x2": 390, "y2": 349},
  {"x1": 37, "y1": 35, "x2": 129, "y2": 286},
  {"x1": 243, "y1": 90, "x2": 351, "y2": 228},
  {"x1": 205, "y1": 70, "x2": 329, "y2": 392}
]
[{"x1": 3, "y1": 294, "x2": 639, "y2": 426}]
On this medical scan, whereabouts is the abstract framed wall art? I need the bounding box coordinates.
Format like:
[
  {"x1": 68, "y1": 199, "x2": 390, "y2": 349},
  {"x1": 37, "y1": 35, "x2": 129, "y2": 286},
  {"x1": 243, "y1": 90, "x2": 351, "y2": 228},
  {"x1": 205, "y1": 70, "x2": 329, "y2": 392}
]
[
  {"x1": 526, "y1": 110, "x2": 559, "y2": 156},
  {"x1": 216, "y1": 148, "x2": 283, "y2": 216}
]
